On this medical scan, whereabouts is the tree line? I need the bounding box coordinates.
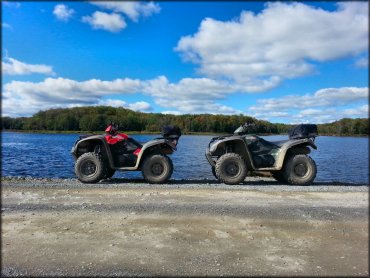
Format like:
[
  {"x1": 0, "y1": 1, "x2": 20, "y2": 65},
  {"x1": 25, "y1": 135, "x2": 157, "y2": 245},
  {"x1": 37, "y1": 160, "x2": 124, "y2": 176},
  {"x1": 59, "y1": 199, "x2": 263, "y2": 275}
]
[{"x1": 1, "y1": 106, "x2": 369, "y2": 136}]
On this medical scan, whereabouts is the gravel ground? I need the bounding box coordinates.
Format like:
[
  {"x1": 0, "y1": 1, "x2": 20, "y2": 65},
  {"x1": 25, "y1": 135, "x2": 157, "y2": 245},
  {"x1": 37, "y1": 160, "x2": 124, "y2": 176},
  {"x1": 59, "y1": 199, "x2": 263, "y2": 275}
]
[{"x1": 1, "y1": 177, "x2": 369, "y2": 277}]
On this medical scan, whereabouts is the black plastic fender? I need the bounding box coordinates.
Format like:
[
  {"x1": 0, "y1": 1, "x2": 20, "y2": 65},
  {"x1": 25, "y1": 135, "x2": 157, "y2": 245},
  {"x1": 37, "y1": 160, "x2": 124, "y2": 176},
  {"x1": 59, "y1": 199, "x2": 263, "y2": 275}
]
[{"x1": 71, "y1": 135, "x2": 115, "y2": 169}]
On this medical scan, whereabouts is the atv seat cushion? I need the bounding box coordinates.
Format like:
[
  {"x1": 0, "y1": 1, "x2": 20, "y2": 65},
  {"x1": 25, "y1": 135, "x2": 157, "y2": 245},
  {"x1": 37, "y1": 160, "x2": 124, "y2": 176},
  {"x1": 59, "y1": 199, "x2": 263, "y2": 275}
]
[
  {"x1": 247, "y1": 137, "x2": 278, "y2": 155},
  {"x1": 127, "y1": 138, "x2": 142, "y2": 149}
]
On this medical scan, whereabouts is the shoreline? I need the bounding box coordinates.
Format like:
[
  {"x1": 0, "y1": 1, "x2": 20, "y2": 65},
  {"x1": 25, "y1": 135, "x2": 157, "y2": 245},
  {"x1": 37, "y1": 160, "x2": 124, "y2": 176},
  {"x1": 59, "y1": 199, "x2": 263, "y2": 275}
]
[
  {"x1": 2, "y1": 130, "x2": 221, "y2": 136},
  {"x1": 1, "y1": 129, "x2": 368, "y2": 137},
  {"x1": 2, "y1": 176, "x2": 368, "y2": 191}
]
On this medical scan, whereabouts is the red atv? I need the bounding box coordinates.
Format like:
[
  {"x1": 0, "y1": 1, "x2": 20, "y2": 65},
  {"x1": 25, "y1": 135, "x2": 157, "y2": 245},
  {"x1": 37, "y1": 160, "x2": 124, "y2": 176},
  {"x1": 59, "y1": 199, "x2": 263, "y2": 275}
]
[{"x1": 71, "y1": 123, "x2": 181, "y2": 183}]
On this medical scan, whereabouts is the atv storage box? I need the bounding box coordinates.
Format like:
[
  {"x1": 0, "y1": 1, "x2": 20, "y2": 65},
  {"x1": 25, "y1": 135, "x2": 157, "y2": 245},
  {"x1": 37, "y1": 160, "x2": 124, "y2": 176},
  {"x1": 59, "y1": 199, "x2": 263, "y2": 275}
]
[
  {"x1": 289, "y1": 124, "x2": 318, "y2": 139},
  {"x1": 161, "y1": 125, "x2": 181, "y2": 139}
]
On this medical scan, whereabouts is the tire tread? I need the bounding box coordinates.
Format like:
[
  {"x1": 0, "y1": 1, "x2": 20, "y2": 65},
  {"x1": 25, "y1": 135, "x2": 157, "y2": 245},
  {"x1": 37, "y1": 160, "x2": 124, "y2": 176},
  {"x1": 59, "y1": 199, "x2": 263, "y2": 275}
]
[
  {"x1": 283, "y1": 154, "x2": 317, "y2": 185},
  {"x1": 75, "y1": 152, "x2": 105, "y2": 183},
  {"x1": 215, "y1": 153, "x2": 247, "y2": 185},
  {"x1": 142, "y1": 154, "x2": 173, "y2": 184}
]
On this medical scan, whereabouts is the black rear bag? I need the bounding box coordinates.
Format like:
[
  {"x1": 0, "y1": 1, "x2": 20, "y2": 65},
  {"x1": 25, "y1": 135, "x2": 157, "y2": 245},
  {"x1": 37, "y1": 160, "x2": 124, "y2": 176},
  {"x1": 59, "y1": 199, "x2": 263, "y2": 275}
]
[
  {"x1": 161, "y1": 125, "x2": 182, "y2": 139},
  {"x1": 288, "y1": 124, "x2": 318, "y2": 139}
]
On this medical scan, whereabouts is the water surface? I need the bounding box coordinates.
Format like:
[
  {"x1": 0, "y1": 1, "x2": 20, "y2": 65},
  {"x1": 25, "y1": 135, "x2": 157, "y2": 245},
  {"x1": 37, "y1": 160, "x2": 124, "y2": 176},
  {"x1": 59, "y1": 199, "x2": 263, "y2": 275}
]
[{"x1": 1, "y1": 132, "x2": 368, "y2": 184}]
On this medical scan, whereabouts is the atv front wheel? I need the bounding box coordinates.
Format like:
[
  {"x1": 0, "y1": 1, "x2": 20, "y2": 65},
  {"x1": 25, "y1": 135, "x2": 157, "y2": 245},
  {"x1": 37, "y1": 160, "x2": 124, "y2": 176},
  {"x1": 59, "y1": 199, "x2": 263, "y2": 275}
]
[
  {"x1": 283, "y1": 154, "x2": 317, "y2": 185},
  {"x1": 215, "y1": 153, "x2": 247, "y2": 185},
  {"x1": 75, "y1": 152, "x2": 105, "y2": 183},
  {"x1": 142, "y1": 154, "x2": 173, "y2": 184}
]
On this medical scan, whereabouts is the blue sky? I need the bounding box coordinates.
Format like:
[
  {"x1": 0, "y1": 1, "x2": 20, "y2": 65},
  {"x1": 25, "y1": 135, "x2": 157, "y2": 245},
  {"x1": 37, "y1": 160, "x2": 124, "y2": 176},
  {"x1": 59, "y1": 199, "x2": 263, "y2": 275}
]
[{"x1": 2, "y1": 1, "x2": 368, "y2": 123}]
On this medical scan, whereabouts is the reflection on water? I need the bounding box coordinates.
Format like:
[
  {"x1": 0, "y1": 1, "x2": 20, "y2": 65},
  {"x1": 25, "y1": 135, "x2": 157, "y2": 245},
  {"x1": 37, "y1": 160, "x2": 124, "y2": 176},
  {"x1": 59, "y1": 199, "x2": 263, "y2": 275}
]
[{"x1": 1, "y1": 132, "x2": 368, "y2": 184}]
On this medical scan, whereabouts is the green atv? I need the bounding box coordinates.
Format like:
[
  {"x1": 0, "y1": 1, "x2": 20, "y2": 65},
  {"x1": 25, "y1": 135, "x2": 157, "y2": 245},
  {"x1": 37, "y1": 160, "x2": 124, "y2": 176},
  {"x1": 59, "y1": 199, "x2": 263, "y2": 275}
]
[{"x1": 205, "y1": 123, "x2": 318, "y2": 185}]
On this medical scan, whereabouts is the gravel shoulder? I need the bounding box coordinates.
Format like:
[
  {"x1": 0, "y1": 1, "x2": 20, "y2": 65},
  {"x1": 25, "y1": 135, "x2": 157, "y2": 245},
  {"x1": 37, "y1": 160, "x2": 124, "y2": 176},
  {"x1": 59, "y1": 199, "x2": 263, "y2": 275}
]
[{"x1": 1, "y1": 177, "x2": 369, "y2": 276}]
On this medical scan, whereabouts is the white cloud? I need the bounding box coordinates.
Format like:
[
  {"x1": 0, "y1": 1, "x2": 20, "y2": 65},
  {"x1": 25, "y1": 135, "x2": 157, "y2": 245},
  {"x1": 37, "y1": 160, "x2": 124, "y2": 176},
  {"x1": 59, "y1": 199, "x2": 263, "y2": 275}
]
[
  {"x1": 143, "y1": 76, "x2": 237, "y2": 100},
  {"x1": 97, "y1": 99, "x2": 152, "y2": 112},
  {"x1": 91, "y1": 1, "x2": 160, "y2": 22},
  {"x1": 251, "y1": 106, "x2": 369, "y2": 124},
  {"x1": 299, "y1": 109, "x2": 327, "y2": 116},
  {"x1": 2, "y1": 76, "x2": 241, "y2": 117},
  {"x1": 343, "y1": 104, "x2": 369, "y2": 117},
  {"x1": 82, "y1": 11, "x2": 126, "y2": 32},
  {"x1": 161, "y1": 110, "x2": 182, "y2": 115},
  {"x1": 249, "y1": 87, "x2": 368, "y2": 112},
  {"x1": 176, "y1": 2, "x2": 368, "y2": 92},
  {"x1": 4, "y1": 77, "x2": 142, "y2": 102},
  {"x1": 3, "y1": 74, "x2": 367, "y2": 121},
  {"x1": 155, "y1": 99, "x2": 241, "y2": 115},
  {"x1": 258, "y1": 111, "x2": 291, "y2": 118},
  {"x1": 2, "y1": 77, "x2": 143, "y2": 117},
  {"x1": 53, "y1": 4, "x2": 74, "y2": 21},
  {"x1": 291, "y1": 105, "x2": 369, "y2": 124},
  {"x1": 142, "y1": 76, "x2": 243, "y2": 114},
  {"x1": 97, "y1": 99, "x2": 127, "y2": 107},
  {"x1": 128, "y1": 101, "x2": 152, "y2": 112},
  {"x1": 2, "y1": 2, "x2": 21, "y2": 8},
  {"x1": 2, "y1": 23, "x2": 12, "y2": 29},
  {"x1": 248, "y1": 87, "x2": 368, "y2": 123},
  {"x1": 355, "y1": 57, "x2": 368, "y2": 68},
  {"x1": 2, "y1": 57, "x2": 54, "y2": 75}
]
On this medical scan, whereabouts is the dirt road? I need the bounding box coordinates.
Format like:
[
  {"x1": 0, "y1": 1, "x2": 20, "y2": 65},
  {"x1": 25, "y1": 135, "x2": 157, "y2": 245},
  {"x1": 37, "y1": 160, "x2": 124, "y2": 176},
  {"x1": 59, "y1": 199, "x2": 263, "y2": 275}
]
[{"x1": 1, "y1": 178, "x2": 368, "y2": 276}]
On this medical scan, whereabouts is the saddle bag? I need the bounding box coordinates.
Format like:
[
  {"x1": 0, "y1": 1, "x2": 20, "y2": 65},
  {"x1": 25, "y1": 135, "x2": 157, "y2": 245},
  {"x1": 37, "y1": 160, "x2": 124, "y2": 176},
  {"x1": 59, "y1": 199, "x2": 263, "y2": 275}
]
[
  {"x1": 288, "y1": 124, "x2": 318, "y2": 139},
  {"x1": 161, "y1": 125, "x2": 182, "y2": 139}
]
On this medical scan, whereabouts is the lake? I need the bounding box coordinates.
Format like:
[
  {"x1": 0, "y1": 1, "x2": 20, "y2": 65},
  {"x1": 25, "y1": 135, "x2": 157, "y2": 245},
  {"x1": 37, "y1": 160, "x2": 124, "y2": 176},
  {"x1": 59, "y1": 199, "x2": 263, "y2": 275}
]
[{"x1": 1, "y1": 132, "x2": 368, "y2": 184}]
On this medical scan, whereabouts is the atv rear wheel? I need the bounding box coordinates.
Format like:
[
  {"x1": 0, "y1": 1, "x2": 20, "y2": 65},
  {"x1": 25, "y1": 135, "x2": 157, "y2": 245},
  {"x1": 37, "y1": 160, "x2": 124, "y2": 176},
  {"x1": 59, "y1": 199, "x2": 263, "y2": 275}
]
[
  {"x1": 75, "y1": 152, "x2": 105, "y2": 183},
  {"x1": 215, "y1": 153, "x2": 247, "y2": 185},
  {"x1": 142, "y1": 154, "x2": 173, "y2": 184},
  {"x1": 271, "y1": 171, "x2": 286, "y2": 183},
  {"x1": 283, "y1": 154, "x2": 317, "y2": 185}
]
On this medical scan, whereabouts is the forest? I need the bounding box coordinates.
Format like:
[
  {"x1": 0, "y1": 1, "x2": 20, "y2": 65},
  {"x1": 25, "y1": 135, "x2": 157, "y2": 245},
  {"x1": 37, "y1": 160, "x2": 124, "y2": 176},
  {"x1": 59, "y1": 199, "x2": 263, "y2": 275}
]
[{"x1": 1, "y1": 106, "x2": 369, "y2": 136}]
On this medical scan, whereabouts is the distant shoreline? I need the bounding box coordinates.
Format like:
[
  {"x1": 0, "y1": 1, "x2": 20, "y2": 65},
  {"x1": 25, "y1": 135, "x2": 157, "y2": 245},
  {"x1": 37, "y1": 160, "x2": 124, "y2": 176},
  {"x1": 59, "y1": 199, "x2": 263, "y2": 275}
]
[
  {"x1": 1, "y1": 129, "x2": 368, "y2": 137},
  {"x1": 1, "y1": 129, "x2": 220, "y2": 136}
]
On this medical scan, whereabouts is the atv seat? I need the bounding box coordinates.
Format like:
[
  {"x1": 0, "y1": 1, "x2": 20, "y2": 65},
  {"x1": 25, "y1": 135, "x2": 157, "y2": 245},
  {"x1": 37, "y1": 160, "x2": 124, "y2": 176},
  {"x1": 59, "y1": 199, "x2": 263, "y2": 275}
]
[
  {"x1": 246, "y1": 137, "x2": 278, "y2": 155},
  {"x1": 127, "y1": 137, "x2": 142, "y2": 148}
]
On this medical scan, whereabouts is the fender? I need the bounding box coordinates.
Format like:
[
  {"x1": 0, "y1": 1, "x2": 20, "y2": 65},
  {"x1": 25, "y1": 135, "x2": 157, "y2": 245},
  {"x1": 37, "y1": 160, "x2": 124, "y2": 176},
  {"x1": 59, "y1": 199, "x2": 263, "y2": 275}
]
[
  {"x1": 116, "y1": 138, "x2": 176, "y2": 171},
  {"x1": 272, "y1": 138, "x2": 317, "y2": 170},
  {"x1": 208, "y1": 137, "x2": 258, "y2": 170},
  {"x1": 71, "y1": 135, "x2": 116, "y2": 169}
]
